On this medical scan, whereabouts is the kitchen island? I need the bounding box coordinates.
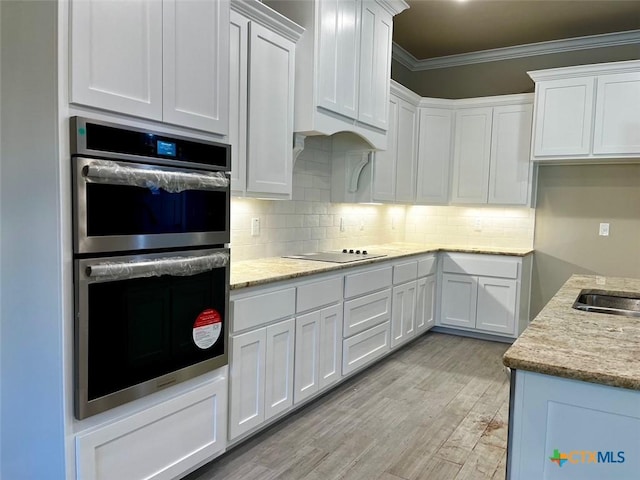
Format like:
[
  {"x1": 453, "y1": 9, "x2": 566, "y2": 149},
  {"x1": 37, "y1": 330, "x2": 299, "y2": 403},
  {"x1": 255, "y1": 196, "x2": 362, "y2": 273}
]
[{"x1": 503, "y1": 275, "x2": 640, "y2": 480}]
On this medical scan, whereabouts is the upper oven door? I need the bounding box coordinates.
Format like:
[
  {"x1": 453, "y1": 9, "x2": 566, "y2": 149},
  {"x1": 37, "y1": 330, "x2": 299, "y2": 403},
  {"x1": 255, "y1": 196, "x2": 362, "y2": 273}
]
[{"x1": 73, "y1": 157, "x2": 230, "y2": 254}]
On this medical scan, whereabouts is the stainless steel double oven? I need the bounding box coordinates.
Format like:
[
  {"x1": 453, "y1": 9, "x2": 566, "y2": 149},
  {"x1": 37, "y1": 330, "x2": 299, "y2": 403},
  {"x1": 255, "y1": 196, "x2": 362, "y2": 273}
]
[{"x1": 71, "y1": 117, "x2": 231, "y2": 419}]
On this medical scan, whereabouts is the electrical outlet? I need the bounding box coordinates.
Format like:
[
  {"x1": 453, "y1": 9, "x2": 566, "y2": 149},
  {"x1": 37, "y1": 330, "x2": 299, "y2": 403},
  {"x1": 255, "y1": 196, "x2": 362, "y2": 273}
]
[
  {"x1": 473, "y1": 217, "x2": 482, "y2": 232},
  {"x1": 599, "y1": 222, "x2": 609, "y2": 236},
  {"x1": 340, "y1": 217, "x2": 345, "y2": 232},
  {"x1": 251, "y1": 217, "x2": 260, "y2": 236},
  {"x1": 359, "y1": 220, "x2": 364, "y2": 231}
]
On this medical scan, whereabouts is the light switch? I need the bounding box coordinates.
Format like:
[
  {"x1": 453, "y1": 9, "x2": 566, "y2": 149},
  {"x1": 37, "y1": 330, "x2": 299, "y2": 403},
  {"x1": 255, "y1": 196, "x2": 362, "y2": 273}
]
[
  {"x1": 251, "y1": 217, "x2": 260, "y2": 236},
  {"x1": 599, "y1": 223, "x2": 609, "y2": 236}
]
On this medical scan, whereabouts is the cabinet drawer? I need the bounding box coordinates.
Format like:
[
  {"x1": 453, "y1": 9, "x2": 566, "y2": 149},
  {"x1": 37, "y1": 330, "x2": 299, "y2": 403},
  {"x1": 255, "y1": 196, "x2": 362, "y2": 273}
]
[
  {"x1": 442, "y1": 254, "x2": 519, "y2": 279},
  {"x1": 344, "y1": 265, "x2": 392, "y2": 298},
  {"x1": 76, "y1": 373, "x2": 227, "y2": 480},
  {"x1": 343, "y1": 289, "x2": 391, "y2": 337},
  {"x1": 342, "y1": 322, "x2": 390, "y2": 376},
  {"x1": 296, "y1": 276, "x2": 342, "y2": 313},
  {"x1": 393, "y1": 260, "x2": 418, "y2": 285},
  {"x1": 231, "y1": 288, "x2": 296, "y2": 333},
  {"x1": 417, "y1": 256, "x2": 437, "y2": 277}
]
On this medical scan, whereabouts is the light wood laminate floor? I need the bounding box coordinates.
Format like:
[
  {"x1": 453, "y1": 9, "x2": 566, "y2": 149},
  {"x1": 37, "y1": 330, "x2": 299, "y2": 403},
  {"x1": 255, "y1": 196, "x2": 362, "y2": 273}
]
[{"x1": 186, "y1": 333, "x2": 511, "y2": 480}]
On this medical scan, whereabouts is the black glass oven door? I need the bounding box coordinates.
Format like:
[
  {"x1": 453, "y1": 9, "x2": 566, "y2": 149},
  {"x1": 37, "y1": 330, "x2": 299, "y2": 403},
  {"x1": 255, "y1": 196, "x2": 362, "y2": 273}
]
[
  {"x1": 74, "y1": 248, "x2": 229, "y2": 420},
  {"x1": 73, "y1": 157, "x2": 230, "y2": 254}
]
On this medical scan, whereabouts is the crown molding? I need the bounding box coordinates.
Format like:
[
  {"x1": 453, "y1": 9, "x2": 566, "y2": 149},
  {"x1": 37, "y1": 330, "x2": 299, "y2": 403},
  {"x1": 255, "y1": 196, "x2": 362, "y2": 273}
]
[
  {"x1": 393, "y1": 29, "x2": 640, "y2": 71},
  {"x1": 231, "y1": 0, "x2": 304, "y2": 43}
]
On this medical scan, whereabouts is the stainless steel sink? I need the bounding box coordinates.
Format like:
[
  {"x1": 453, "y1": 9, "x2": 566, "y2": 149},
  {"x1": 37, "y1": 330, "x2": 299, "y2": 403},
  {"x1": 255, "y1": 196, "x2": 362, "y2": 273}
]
[{"x1": 572, "y1": 289, "x2": 640, "y2": 317}]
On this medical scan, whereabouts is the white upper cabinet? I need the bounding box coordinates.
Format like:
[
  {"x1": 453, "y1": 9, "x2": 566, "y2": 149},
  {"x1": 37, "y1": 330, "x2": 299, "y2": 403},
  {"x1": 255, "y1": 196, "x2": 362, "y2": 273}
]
[
  {"x1": 70, "y1": 0, "x2": 229, "y2": 135},
  {"x1": 593, "y1": 72, "x2": 640, "y2": 155},
  {"x1": 451, "y1": 95, "x2": 533, "y2": 206},
  {"x1": 70, "y1": 0, "x2": 163, "y2": 120},
  {"x1": 530, "y1": 60, "x2": 640, "y2": 161},
  {"x1": 229, "y1": 1, "x2": 303, "y2": 199},
  {"x1": 265, "y1": 0, "x2": 408, "y2": 149},
  {"x1": 317, "y1": 0, "x2": 360, "y2": 119},
  {"x1": 162, "y1": 0, "x2": 229, "y2": 133},
  {"x1": 357, "y1": 0, "x2": 393, "y2": 130},
  {"x1": 372, "y1": 82, "x2": 419, "y2": 203},
  {"x1": 451, "y1": 107, "x2": 493, "y2": 204},
  {"x1": 415, "y1": 106, "x2": 453, "y2": 205},
  {"x1": 532, "y1": 77, "x2": 595, "y2": 157},
  {"x1": 488, "y1": 104, "x2": 534, "y2": 205}
]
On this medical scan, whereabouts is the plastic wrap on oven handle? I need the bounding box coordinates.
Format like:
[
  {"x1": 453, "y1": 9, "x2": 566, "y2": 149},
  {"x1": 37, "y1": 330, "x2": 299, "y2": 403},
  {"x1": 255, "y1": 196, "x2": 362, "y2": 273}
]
[
  {"x1": 83, "y1": 160, "x2": 229, "y2": 192},
  {"x1": 86, "y1": 252, "x2": 230, "y2": 281}
]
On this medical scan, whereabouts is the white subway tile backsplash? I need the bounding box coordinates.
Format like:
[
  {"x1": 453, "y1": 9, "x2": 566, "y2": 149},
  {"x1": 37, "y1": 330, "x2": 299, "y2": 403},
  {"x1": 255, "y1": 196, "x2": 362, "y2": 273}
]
[{"x1": 230, "y1": 139, "x2": 534, "y2": 261}]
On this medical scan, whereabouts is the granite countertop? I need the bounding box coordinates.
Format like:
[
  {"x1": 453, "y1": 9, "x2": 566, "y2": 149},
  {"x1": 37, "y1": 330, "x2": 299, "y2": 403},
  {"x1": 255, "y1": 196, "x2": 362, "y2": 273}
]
[
  {"x1": 504, "y1": 274, "x2": 640, "y2": 390},
  {"x1": 231, "y1": 242, "x2": 533, "y2": 290}
]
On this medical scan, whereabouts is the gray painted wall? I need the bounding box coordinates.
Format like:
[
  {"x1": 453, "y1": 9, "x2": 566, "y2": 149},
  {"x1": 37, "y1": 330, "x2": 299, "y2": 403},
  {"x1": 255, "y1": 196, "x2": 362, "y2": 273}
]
[
  {"x1": 1, "y1": 1, "x2": 66, "y2": 478},
  {"x1": 392, "y1": 44, "x2": 640, "y2": 98},
  {"x1": 531, "y1": 164, "x2": 640, "y2": 317}
]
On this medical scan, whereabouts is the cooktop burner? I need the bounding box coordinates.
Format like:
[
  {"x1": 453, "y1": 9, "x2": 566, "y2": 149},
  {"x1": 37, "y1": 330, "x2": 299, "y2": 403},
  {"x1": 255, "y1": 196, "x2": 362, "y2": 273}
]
[{"x1": 283, "y1": 250, "x2": 386, "y2": 264}]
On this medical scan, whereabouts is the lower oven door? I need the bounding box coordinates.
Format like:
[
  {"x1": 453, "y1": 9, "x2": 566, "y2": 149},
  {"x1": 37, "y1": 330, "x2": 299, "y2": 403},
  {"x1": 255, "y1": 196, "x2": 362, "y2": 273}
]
[{"x1": 74, "y1": 247, "x2": 229, "y2": 420}]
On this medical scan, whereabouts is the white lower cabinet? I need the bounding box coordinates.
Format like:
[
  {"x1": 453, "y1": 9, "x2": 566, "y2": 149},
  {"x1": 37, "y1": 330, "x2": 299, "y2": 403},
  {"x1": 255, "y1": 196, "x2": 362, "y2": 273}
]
[
  {"x1": 343, "y1": 321, "x2": 391, "y2": 376},
  {"x1": 391, "y1": 281, "x2": 417, "y2": 348},
  {"x1": 76, "y1": 370, "x2": 227, "y2": 480},
  {"x1": 229, "y1": 318, "x2": 294, "y2": 440},
  {"x1": 294, "y1": 304, "x2": 343, "y2": 404},
  {"x1": 341, "y1": 265, "x2": 393, "y2": 375},
  {"x1": 416, "y1": 255, "x2": 438, "y2": 335},
  {"x1": 439, "y1": 253, "x2": 532, "y2": 338}
]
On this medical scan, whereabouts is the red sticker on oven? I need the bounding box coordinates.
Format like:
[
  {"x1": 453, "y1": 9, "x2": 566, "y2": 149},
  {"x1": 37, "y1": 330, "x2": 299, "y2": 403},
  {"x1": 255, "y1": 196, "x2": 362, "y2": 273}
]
[{"x1": 192, "y1": 309, "x2": 222, "y2": 350}]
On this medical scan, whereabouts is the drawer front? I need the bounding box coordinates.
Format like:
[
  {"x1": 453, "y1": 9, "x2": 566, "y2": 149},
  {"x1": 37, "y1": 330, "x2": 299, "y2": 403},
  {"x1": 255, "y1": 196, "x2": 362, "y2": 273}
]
[
  {"x1": 344, "y1": 265, "x2": 392, "y2": 298},
  {"x1": 231, "y1": 288, "x2": 296, "y2": 333},
  {"x1": 297, "y1": 276, "x2": 342, "y2": 313},
  {"x1": 342, "y1": 322, "x2": 391, "y2": 376},
  {"x1": 442, "y1": 254, "x2": 519, "y2": 279},
  {"x1": 417, "y1": 256, "x2": 437, "y2": 277},
  {"x1": 393, "y1": 260, "x2": 418, "y2": 285},
  {"x1": 76, "y1": 373, "x2": 227, "y2": 480},
  {"x1": 343, "y1": 289, "x2": 391, "y2": 337}
]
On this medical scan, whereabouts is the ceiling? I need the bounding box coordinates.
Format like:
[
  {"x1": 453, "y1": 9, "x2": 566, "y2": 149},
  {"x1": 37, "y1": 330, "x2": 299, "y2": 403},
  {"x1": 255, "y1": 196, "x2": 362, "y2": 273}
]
[{"x1": 393, "y1": 0, "x2": 640, "y2": 60}]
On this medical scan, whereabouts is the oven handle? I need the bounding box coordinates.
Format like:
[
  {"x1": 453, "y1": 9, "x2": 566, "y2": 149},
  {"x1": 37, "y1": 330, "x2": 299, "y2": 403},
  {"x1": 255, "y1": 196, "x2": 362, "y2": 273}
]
[
  {"x1": 85, "y1": 252, "x2": 230, "y2": 281},
  {"x1": 83, "y1": 160, "x2": 229, "y2": 192}
]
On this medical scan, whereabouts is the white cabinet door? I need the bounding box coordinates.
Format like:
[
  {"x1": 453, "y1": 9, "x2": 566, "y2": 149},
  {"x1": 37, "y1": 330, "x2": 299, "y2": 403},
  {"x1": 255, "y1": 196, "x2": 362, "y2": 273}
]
[
  {"x1": 532, "y1": 77, "x2": 595, "y2": 157},
  {"x1": 593, "y1": 72, "x2": 640, "y2": 155},
  {"x1": 317, "y1": 0, "x2": 359, "y2": 120},
  {"x1": 372, "y1": 95, "x2": 398, "y2": 202},
  {"x1": 318, "y1": 304, "x2": 343, "y2": 390},
  {"x1": 394, "y1": 98, "x2": 418, "y2": 203},
  {"x1": 415, "y1": 107, "x2": 453, "y2": 205},
  {"x1": 76, "y1": 373, "x2": 227, "y2": 480},
  {"x1": 295, "y1": 304, "x2": 343, "y2": 402},
  {"x1": 294, "y1": 312, "x2": 320, "y2": 404},
  {"x1": 391, "y1": 281, "x2": 417, "y2": 348},
  {"x1": 162, "y1": 0, "x2": 229, "y2": 133},
  {"x1": 246, "y1": 22, "x2": 295, "y2": 196},
  {"x1": 451, "y1": 107, "x2": 493, "y2": 204},
  {"x1": 265, "y1": 319, "x2": 295, "y2": 419},
  {"x1": 488, "y1": 104, "x2": 533, "y2": 205},
  {"x1": 476, "y1": 277, "x2": 517, "y2": 336},
  {"x1": 229, "y1": 10, "x2": 248, "y2": 194},
  {"x1": 342, "y1": 321, "x2": 391, "y2": 375},
  {"x1": 70, "y1": 0, "x2": 163, "y2": 120},
  {"x1": 229, "y1": 328, "x2": 266, "y2": 440},
  {"x1": 358, "y1": 1, "x2": 392, "y2": 130},
  {"x1": 415, "y1": 275, "x2": 436, "y2": 334},
  {"x1": 440, "y1": 273, "x2": 477, "y2": 329}
]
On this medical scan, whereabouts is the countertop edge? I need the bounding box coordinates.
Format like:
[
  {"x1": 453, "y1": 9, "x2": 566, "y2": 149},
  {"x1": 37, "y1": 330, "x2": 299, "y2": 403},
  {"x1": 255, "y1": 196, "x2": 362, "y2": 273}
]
[{"x1": 231, "y1": 246, "x2": 534, "y2": 290}]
